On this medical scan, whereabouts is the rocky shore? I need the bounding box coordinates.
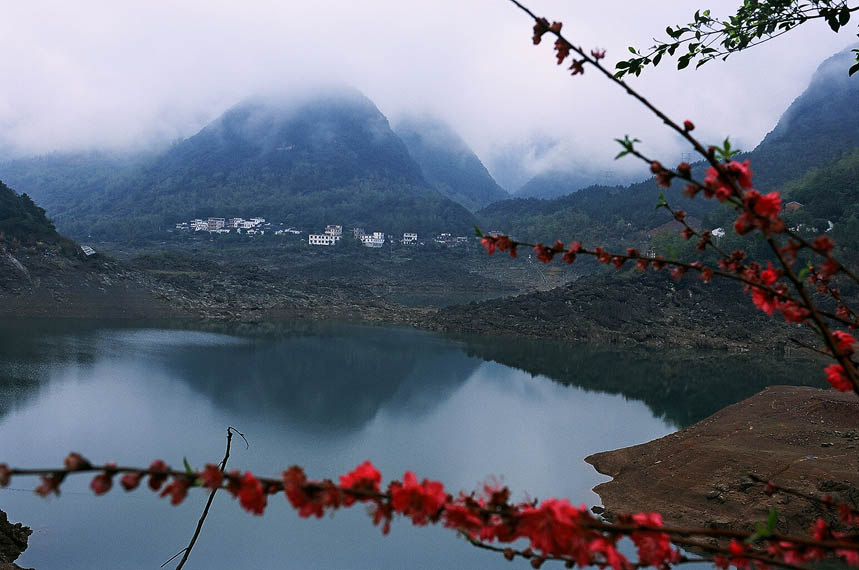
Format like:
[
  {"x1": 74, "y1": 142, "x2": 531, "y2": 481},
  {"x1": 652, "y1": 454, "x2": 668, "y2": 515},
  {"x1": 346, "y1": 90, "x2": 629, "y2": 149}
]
[
  {"x1": 0, "y1": 511, "x2": 30, "y2": 570},
  {"x1": 422, "y1": 271, "x2": 821, "y2": 352},
  {"x1": 586, "y1": 386, "x2": 859, "y2": 538}
]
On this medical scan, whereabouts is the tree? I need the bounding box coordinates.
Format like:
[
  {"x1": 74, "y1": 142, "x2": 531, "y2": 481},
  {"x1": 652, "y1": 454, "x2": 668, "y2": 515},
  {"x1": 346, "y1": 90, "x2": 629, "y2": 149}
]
[{"x1": 614, "y1": 0, "x2": 859, "y2": 77}]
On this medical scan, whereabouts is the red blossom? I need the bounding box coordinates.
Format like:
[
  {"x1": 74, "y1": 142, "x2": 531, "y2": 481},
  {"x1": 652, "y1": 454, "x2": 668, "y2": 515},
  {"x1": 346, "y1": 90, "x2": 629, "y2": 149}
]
[
  {"x1": 670, "y1": 267, "x2": 686, "y2": 281},
  {"x1": 590, "y1": 48, "x2": 606, "y2": 60},
  {"x1": 554, "y1": 38, "x2": 571, "y2": 64},
  {"x1": 676, "y1": 162, "x2": 691, "y2": 178},
  {"x1": 636, "y1": 258, "x2": 650, "y2": 271},
  {"x1": 699, "y1": 267, "x2": 714, "y2": 282},
  {"x1": 760, "y1": 263, "x2": 779, "y2": 286},
  {"x1": 681, "y1": 227, "x2": 694, "y2": 240},
  {"x1": 200, "y1": 464, "x2": 224, "y2": 490},
  {"x1": 64, "y1": 453, "x2": 91, "y2": 471},
  {"x1": 148, "y1": 460, "x2": 169, "y2": 491},
  {"x1": 120, "y1": 472, "x2": 143, "y2": 491},
  {"x1": 238, "y1": 471, "x2": 267, "y2": 515},
  {"x1": 569, "y1": 59, "x2": 585, "y2": 75},
  {"x1": 780, "y1": 302, "x2": 809, "y2": 323},
  {"x1": 813, "y1": 236, "x2": 835, "y2": 255},
  {"x1": 751, "y1": 287, "x2": 778, "y2": 316},
  {"x1": 683, "y1": 120, "x2": 695, "y2": 131},
  {"x1": 532, "y1": 18, "x2": 550, "y2": 45},
  {"x1": 90, "y1": 471, "x2": 113, "y2": 495},
  {"x1": 339, "y1": 460, "x2": 381, "y2": 506},
  {"x1": 534, "y1": 243, "x2": 555, "y2": 263},
  {"x1": 35, "y1": 474, "x2": 63, "y2": 497},
  {"x1": 832, "y1": 331, "x2": 856, "y2": 355},
  {"x1": 0, "y1": 464, "x2": 10, "y2": 487},
  {"x1": 824, "y1": 364, "x2": 852, "y2": 392},
  {"x1": 390, "y1": 471, "x2": 447, "y2": 526},
  {"x1": 684, "y1": 184, "x2": 700, "y2": 198},
  {"x1": 611, "y1": 256, "x2": 625, "y2": 269},
  {"x1": 160, "y1": 477, "x2": 191, "y2": 506}
]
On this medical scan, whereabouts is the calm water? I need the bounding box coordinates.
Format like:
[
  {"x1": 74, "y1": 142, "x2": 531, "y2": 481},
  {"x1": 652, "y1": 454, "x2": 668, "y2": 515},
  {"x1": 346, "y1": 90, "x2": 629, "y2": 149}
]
[{"x1": 0, "y1": 319, "x2": 826, "y2": 570}]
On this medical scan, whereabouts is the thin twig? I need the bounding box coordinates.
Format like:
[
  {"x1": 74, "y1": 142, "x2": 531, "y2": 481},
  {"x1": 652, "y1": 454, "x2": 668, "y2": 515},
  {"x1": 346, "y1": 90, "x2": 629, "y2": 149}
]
[{"x1": 169, "y1": 426, "x2": 243, "y2": 570}]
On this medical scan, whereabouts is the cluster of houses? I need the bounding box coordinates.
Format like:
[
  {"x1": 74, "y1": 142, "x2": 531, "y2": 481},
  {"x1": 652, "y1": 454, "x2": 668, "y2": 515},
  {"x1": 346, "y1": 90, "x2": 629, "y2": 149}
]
[
  {"x1": 307, "y1": 225, "x2": 422, "y2": 248},
  {"x1": 174, "y1": 217, "x2": 302, "y2": 236},
  {"x1": 172, "y1": 217, "x2": 471, "y2": 248}
]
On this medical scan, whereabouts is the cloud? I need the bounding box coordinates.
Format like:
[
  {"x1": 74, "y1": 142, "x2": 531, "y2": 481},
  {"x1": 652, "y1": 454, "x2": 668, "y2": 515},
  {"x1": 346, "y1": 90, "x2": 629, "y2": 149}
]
[{"x1": 0, "y1": 0, "x2": 854, "y2": 186}]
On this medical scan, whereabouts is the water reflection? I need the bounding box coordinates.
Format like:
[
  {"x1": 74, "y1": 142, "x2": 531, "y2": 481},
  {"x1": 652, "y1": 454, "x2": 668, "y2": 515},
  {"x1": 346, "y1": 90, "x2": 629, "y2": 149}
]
[
  {"x1": 0, "y1": 319, "x2": 827, "y2": 569},
  {"x1": 452, "y1": 335, "x2": 828, "y2": 428}
]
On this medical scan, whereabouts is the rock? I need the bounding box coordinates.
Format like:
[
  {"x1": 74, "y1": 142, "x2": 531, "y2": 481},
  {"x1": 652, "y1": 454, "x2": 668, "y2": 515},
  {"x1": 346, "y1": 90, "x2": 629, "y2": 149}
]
[{"x1": 0, "y1": 510, "x2": 30, "y2": 564}]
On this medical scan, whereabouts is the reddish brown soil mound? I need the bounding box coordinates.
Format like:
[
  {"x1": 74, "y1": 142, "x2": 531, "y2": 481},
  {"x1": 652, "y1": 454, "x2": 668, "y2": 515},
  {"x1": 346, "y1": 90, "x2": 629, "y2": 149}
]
[{"x1": 586, "y1": 386, "x2": 859, "y2": 537}]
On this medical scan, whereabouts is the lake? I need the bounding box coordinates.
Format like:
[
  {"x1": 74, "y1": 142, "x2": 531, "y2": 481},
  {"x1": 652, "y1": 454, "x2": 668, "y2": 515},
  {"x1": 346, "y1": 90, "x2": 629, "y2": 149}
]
[{"x1": 0, "y1": 319, "x2": 826, "y2": 569}]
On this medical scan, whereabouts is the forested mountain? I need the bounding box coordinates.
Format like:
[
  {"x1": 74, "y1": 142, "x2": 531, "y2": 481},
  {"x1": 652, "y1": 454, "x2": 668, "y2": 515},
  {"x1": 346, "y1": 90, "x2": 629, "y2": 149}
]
[
  {"x1": 0, "y1": 179, "x2": 61, "y2": 245},
  {"x1": 0, "y1": 151, "x2": 144, "y2": 222},
  {"x1": 514, "y1": 170, "x2": 615, "y2": 200},
  {"x1": 477, "y1": 46, "x2": 859, "y2": 244},
  {"x1": 394, "y1": 116, "x2": 508, "y2": 211},
  {"x1": 0, "y1": 89, "x2": 477, "y2": 240}
]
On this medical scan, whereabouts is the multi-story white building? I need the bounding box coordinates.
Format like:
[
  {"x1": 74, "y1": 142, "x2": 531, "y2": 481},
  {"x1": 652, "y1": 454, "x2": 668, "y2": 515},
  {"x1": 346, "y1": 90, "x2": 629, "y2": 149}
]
[
  {"x1": 361, "y1": 232, "x2": 385, "y2": 248},
  {"x1": 403, "y1": 232, "x2": 418, "y2": 244},
  {"x1": 309, "y1": 234, "x2": 338, "y2": 246},
  {"x1": 207, "y1": 217, "x2": 226, "y2": 231},
  {"x1": 191, "y1": 219, "x2": 207, "y2": 231},
  {"x1": 352, "y1": 227, "x2": 365, "y2": 239},
  {"x1": 250, "y1": 217, "x2": 266, "y2": 226},
  {"x1": 325, "y1": 225, "x2": 343, "y2": 237}
]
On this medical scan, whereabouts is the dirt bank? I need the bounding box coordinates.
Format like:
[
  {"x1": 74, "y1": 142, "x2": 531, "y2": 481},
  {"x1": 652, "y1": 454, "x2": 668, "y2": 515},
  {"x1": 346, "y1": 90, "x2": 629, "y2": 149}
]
[{"x1": 586, "y1": 386, "x2": 859, "y2": 538}]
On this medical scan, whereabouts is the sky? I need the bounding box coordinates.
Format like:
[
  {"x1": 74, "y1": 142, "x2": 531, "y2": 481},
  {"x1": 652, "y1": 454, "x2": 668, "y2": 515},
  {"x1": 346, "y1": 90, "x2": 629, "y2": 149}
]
[{"x1": 0, "y1": 0, "x2": 854, "y2": 190}]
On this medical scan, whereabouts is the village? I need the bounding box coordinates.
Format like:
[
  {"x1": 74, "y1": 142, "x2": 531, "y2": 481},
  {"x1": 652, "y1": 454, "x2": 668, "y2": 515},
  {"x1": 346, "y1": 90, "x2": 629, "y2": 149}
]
[{"x1": 172, "y1": 217, "x2": 473, "y2": 248}]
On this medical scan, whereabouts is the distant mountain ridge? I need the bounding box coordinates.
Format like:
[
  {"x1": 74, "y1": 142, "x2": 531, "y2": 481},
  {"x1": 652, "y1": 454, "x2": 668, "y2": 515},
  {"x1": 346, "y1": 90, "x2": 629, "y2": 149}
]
[
  {"x1": 478, "y1": 46, "x2": 859, "y2": 242},
  {"x1": 394, "y1": 116, "x2": 508, "y2": 211},
  {"x1": 1, "y1": 89, "x2": 478, "y2": 239}
]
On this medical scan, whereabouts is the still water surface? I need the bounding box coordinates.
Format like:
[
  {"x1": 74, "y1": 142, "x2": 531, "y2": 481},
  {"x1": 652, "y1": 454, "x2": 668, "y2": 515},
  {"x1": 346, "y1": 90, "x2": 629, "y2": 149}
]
[{"x1": 0, "y1": 319, "x2": 825, "y2": 569}]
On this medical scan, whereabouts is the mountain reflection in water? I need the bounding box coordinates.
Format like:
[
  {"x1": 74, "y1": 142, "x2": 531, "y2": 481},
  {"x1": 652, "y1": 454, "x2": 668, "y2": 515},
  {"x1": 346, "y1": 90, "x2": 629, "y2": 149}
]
[{"x1": 0, "y1": 319, "x2": 827, "y2": 569}]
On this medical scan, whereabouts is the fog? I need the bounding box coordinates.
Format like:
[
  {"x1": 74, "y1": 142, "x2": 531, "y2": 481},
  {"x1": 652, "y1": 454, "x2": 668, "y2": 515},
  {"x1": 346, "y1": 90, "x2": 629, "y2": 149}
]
[{"x1": 0, "y1": 0, "x2": 853, "y2": 189}]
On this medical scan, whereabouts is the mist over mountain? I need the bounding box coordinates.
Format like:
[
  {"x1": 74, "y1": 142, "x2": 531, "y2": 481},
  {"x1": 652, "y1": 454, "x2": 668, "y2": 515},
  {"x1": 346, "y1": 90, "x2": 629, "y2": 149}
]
[
  {"x1": 478, "y1": 47, "x2": 859, "y2": 243},
  {"x1": 737, "y1": 45, "x2": 859, "y2": 192},
  {"x1": 394, "y1": 116, "x2": 509, "y2": 211},
  {"x1": 1, "y1": 88, "x2": 478, "y2": 239}
]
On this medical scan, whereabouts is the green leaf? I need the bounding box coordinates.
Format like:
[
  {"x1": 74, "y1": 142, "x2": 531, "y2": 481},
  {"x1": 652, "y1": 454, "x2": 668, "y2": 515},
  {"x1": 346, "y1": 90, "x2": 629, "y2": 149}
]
[
  {"x1": 839, "y1": 6, "x2": 851, "y2": 26},
  {"x1": 473, "y1": 226, "x2": 484, "y2": 238},
  {"x1": 766, "y1": 507, "x2": 778, "y2": 531},
  {"x1": 183, "y1": 457, "x2": 194, "y2": 474},
  {"x1": 615, "y1": 60, "x2": 630, "y2": 69},
  {"x1": 653, "y1": 52, "x2": 662, "y2": 66},
  {"x1": 850, "y1": 62, "x2": 859, "y2": 76},
  {"x1": 797, "y1": 266, "x2": 811, "y2": 281},
  {"x1": 629, "y1": 46, "x2": 637, "y2": 54}
]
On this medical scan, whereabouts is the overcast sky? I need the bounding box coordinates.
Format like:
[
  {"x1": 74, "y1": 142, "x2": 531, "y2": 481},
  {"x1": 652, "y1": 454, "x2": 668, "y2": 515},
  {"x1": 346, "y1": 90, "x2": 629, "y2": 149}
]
[{"x1": 0, "y1": 0, "x2": 854, "y2": 189}]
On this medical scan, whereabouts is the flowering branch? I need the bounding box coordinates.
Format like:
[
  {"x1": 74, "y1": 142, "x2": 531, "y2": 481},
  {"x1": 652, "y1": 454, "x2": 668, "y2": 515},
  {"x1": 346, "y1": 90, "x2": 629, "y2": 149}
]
[
  {"x1": 495, "y1": 0, "x2": 859, "y2": 395},
  {"x1": 5, "y1": 455, "x2": 859, "y2": 569}
]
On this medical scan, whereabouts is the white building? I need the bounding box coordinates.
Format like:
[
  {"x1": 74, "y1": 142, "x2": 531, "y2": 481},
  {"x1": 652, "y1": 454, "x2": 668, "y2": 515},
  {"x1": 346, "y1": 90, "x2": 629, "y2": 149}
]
[
  {"x1": 207, "y1": 217, "x2": 225, "y2": 231},
  {"x1": 309, "y1": 234, "x2": 338, "y2": 246},
  {"x1": 250, "y1": 217, "x2": 266, "y2": 226},
  {"x1": 325, "y1": 225, "x2": 343, "y2": 237},
  {"x1": 361, "y1": 232, "x2": 385, "y2": 248},
  {"x1": 403, "y1": 232, "x2": 418, "y2": 244},
  {"x1": 191, "y1": 219, "x2": 208, "y2": 231}
]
